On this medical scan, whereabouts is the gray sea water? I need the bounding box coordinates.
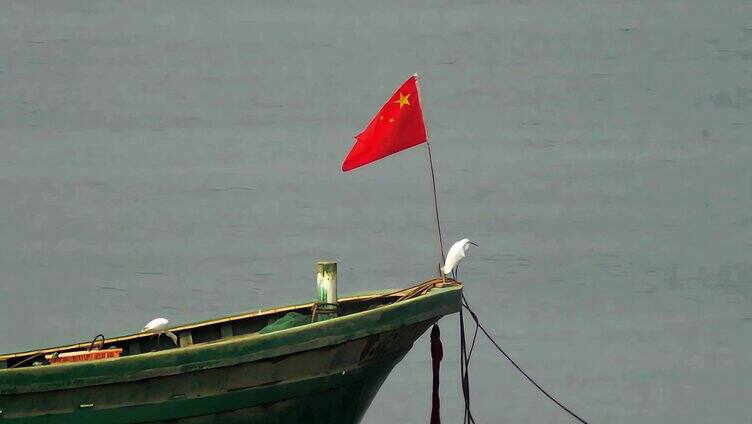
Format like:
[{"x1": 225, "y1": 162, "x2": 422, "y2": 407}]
[{"x1": 2, "y1": 1, "x2": 751, "y2": 422}]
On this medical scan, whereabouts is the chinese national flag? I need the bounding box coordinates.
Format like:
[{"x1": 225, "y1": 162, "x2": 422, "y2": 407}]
[{"x1": 342, "y1": 75, "x2": 427, "y2": 172}]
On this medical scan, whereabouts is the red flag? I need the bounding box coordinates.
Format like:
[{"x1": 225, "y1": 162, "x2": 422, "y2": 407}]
[{"x1": 342, "y1": 75, "x2": 428, "y2": 172}]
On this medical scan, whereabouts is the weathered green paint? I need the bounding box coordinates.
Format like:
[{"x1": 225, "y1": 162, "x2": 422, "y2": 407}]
[
  {"x1": 0, "y1": 285, "x2": 462, "y2": 423},
  {"x1": 316, "y1": 261, "x2": 338, "y2": 321},
  {"x1": 1, "y1": 347, "x2": 409, "y2": 423}
]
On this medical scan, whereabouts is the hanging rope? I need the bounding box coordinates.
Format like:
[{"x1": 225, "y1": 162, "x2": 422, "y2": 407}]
[
  {"x1": 429, "y1": 324, "x2": 443, "y2": 424},
  {"x1": 459, "y1": 307, "x2": 477, "y2": 424},
  {"x1": 460, "y1": 294, "x2": 591, "y2": 424}
]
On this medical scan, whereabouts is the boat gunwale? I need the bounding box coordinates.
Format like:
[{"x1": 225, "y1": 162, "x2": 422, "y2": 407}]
[
  {"x1": 0, "y1": 289, "x2": 406, "y2": 362},
  {"x1": 0, "y1": 283, "x2": 462, "y2": 394}
]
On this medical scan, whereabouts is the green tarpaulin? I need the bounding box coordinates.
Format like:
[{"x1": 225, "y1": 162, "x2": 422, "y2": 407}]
[{"x1": 259, "y1": 312, "x2": 310, "y2": 334}]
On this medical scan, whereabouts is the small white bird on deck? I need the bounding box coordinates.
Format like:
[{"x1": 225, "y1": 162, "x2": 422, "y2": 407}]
[
  {"x1": 441, "y1": 238, "x2": 478, "y2": 280},
  {"x1": 142, "y1": 318, "x2": 178, "y2": 347}
]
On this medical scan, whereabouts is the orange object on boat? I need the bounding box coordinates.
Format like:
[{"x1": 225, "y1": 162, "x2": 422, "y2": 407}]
[{"x1": 45, "y1": 348, "x2": 122, "y2": 365}]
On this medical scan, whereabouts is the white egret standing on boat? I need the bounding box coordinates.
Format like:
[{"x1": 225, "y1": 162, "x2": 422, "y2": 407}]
[
  {"x1": 142, "y1": 318, "x2": 178, "y2": 347},
  {"x1": 441, "y1": 238, "x2": 478, "y2": 280}
]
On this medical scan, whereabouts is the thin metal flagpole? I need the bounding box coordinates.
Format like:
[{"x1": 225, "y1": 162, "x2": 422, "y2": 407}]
[
  {"x1": 414, "y1": 74, "x2": 446, "y2": 276},
  {"x1": 426, "y1": 140, "x2": 446, "y2": 274}
]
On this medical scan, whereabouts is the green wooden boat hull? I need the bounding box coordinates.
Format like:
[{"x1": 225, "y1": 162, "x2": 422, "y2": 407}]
[{"x1": 0, "y1": 283, "x2": 462, "y2": 423}]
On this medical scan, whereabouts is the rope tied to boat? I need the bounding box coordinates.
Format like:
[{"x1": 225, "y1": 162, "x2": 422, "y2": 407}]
[
  {"x1": 459, "y1": 294, "x2": 591, "y2": 424},
  {"x1": 379, "y1": 277, "x2": 458, "y2": 303},
  {"x1": 310, "y1": 278, "x2": 453, "y2": 322}
]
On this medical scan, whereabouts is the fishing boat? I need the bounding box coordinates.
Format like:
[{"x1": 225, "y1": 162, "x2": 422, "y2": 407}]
[{"x1": 0, "y1": 278, "x2": 461, "y2": 423}]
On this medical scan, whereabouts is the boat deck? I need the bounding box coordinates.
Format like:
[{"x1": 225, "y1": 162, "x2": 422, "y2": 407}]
[{"x1": 0, "y1": 280, "x2": 457, "y2": 370}]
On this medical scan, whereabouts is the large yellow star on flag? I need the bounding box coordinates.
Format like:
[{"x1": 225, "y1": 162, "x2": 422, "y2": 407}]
[{"x1": 394, "y1": 92, "x2": 411, "y2": 109}]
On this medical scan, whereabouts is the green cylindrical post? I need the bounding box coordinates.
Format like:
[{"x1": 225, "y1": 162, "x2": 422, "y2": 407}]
[{"x1": 316, "y1": 261, "x2": 338, "y2": 321}]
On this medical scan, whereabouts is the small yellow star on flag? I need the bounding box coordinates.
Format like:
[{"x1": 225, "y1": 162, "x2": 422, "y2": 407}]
[{"x1": 394, "y1": 92, "x2": 411, "y2": 109}]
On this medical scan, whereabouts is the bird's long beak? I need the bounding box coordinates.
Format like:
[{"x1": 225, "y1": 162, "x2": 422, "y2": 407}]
[{"x1": 469, "y1": 241, "x2": 479, "y2": 246}]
